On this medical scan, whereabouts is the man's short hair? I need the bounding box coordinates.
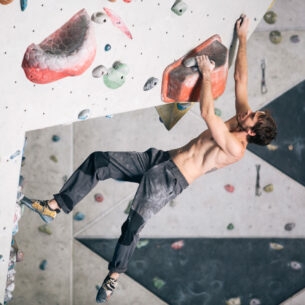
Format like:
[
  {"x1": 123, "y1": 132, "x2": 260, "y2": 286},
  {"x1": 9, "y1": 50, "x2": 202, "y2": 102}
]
[{"x1": 247, "y1": 110, "x2": 277, "y2": 145}]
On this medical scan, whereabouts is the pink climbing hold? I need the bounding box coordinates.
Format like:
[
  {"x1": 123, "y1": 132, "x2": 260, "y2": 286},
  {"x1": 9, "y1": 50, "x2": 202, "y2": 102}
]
[
  {"x1": 103, "y1": 7, "x2": 133, "y2": 39},
  {"x1": 224, "y1": 184, "x2": 235, "y2": 193},
  {"x1": 171, "y1": 240, "x2": 184, "y2": 250},
  {"x1": 94, "y1": 193, "x2": 104, "y2": 203}
]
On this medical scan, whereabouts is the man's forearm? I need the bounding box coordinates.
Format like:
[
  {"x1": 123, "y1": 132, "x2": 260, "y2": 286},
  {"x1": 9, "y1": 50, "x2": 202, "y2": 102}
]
[
  {"x1": 200, "y1": 73, "x2": 214, "y2": 119},
  {"x1": 234, "y1": 37, "x2": 248, "y2": 83}
]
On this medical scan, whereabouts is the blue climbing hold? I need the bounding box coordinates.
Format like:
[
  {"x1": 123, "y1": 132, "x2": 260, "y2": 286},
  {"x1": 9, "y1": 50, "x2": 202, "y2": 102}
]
[
  {"x1": 52, "y1": 135, "x2": 60, "y2": 142},
  {"x1": 20, "y1": 0, "x2": 27, "y2": 11},
  {"x1": 104, "y1": 44, "x2": 111, "y2": 51},
  {"x1": 74, "y1": 211, "x2": 85, "y2": 221},
  {"x1": 78, "y1": 109, "x2": 90, "y2": 120},
  {"x1": 39, "y1": 259, "x2": 47, "y2": 270}
]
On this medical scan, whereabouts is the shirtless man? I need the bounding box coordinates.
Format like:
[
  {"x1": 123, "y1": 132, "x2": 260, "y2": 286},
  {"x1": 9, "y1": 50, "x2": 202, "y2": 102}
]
[{"x1": 22, "y1": 14, "x2": 276, "y2": 303}]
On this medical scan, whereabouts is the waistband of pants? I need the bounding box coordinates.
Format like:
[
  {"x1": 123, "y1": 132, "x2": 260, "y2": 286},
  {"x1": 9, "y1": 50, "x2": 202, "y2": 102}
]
[{"x1": 167, "y1": 159, "x2": 189, "y2": 189}]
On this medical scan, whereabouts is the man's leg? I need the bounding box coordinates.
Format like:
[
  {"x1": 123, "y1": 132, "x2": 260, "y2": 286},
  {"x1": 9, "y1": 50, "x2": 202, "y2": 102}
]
[
  {"x1": 96, "y1": 159, "x2": 188, "y2": 302},
  {"x1": 22, "y1": 150, "x2": 157, "y2": 222}
]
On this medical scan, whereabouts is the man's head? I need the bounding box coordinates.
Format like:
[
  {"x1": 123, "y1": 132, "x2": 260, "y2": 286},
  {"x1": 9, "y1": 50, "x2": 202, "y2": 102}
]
[{"x1": 237, "y1": 110, "x2": 277, "y2": 145}]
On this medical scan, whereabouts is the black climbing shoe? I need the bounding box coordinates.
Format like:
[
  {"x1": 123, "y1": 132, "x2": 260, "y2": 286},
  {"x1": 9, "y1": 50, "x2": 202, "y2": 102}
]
[
  {"x1": 96, "y1": 275, "x2": 118, "y2": 303},
  {"x1": 21, "y1": 196, "x2": 59, "y2": 223}
]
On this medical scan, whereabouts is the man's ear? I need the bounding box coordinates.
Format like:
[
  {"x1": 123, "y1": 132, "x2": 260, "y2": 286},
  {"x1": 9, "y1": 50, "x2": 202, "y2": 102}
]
[{"x1": 247, "y1": 129, "x2": 256, "y2": 136}]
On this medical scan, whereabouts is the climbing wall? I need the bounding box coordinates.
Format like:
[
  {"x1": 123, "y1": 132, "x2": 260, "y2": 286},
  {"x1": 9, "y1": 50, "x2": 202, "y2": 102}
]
[{"x1": 0, "y1": 0, "x2": 275, "y2": 303}]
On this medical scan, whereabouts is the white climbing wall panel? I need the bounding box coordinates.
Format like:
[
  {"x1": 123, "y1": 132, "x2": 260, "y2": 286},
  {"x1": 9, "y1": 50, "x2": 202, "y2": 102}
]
[{"x1": 0, "y1": 0, "x2": 273, "y2": 302}]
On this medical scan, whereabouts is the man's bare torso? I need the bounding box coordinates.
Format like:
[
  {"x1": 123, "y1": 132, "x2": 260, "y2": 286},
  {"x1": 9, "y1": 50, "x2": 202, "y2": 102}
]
[{"x1": 169, "y1": 116, "x2": 246, "y2": 184}]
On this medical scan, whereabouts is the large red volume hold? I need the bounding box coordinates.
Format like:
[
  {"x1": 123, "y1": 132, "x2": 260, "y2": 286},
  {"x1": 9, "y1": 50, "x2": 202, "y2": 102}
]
[
  {"x1": 161, "y1": 35, "x2": 228, "y2": 103},
  {"x1": 22, "y1": 9, "x2": 96, "y2": 84}
]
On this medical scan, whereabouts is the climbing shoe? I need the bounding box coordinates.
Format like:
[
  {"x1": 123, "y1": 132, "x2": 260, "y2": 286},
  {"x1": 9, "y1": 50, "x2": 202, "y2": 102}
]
[
  {"x1": 21, "y1": 196, "x2": 59, "y2": 223},
  {"x1": 96, "y1": 275, "x2": 118, "y2": 303}
]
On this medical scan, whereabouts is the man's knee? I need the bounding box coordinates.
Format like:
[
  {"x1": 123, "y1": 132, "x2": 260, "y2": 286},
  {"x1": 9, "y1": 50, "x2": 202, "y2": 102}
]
[{"x1": 119, "y1": 211, "x2": 144, "y2": 245}]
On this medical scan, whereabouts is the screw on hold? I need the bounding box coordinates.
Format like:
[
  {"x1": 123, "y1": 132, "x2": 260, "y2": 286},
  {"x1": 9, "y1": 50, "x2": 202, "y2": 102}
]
[
  {"x1": 143, "y1": 77, "x2": 159, "y2": 91},
  {"x1": 78, "y1": 109, "x2": 90, "y2": 120},
  {"x1": 39, "y1": 259, "x2": 47, "y2": 270},
  {"x1": 10, "y1": 150, "x2": 21, "y2": 160},
  {"x1": 104, "y1": 44, "x2": 111, "y2": 51},
  {"x1": 52, "y1": 135, "x2": 60, "y2": 142},
  {"x1": 227, "y1": 223, "x2": 234, "y2": 230},
  {"x1": 91, "y1": 12, "x2": 109, "y2": 24},
  {"x1": 136, "y1": 239, "x2": 149, "y2": 249},
  {"x1": 290, "y1": 34, "x2": 300, "y2": 43},
  {"x1": 171, "y1": 0, "x2": 188, "y2": 16},
  {"x1": 94, "y1": 193, "x2": 104, "y2": 203},
  {"x1": 255, "y1": 164, "x2": 262, "y2": 196},
  {"x1": 92, "y1": 65, "x2": 108, "y2": 78},
  {"x1": 284, "y1": 222, "x2": 295, "y2": 231},
  {"x1": 20, "y1": 0, "x2": 27, "y2": 11},
  {"x1": 263, "y1": 11, "x2": 277, "y2": 24},
  {"x1": 263, "y1": 183, "x2": 273, "y2": 193},
  {"x1": 261, "y1": 59, "x2": 267, "y2": 94},
  {"x1": 176, "y1": 102, "x2": 192, "y2": 111},
  {"x1": 153, "y1": 277, "x2": 166, "y2": 289},
  {"x1": 74, "y1": 211, "x2": 85, "y2": 221},
  {"x1": 269, "y1": 30, "x2": 282, "y2": 44}
]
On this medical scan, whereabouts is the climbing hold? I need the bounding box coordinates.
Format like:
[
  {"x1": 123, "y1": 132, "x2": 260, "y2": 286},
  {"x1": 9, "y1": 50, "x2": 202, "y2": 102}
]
[
  {"x1": 20, "y1": 0, "x2": 27, "y2": 11},
  {"x1": 92, "y1": 65, "x2": 108, "y2": 78},
  {"x1": 227, "y1": 223, "x2": 234, "y2": 230},
  {"x1": 123, "y1": 0, "x2": 132, "y2": 2},
  {"x1": 269, "y1": 242, "x2": 284, "y2": 250},
  {"x1": 224, "y1": 184, "x2": 235, "y2": 193},
  {"x1": 105, "y1": 114, "x2": 113, "y2": 118},
  {"x1": 39, "y1": 259, "x2": 48, "y2": 270},
  {"x1": 171, "y1": 240, "x2": 184, "y2": 250},
  {"x1": 38, "y1": 224, "x2": 52, "y2": 235},
  {"x1": 214, "y1": 108, "x2": 222, "y2": 117},
  {"x1": 104, "y1": 62, "x2": 129, "y2": 89},
  {"x1": 143, "y1": 77, "x2": 159, "y2": 91},
  {"x1": 153, "y1": 277, "x2": 166, "y2": 289},
  {"x1": 226, "y1": 297, "x2": 241, "y2": 305},
  {"x1": 112, "y1": 61, "x2": 129, "y2": 74},
  {"x1": 176, "y1": 103, "x2": 192, "y2": 111},
  {"x1": 171, "y1": 0, "x2": 188, "y2": 16},
  {"x1": 94, "y1": 193, "x2": 104, "y2": 203},
  {"x1": 52, "y1": 135, "x2": 60, "y2": 142},
  {"x1": 289, "y1": 261, "x2": 302, "y2": 270},
  {"x1": 50, "y1": 155, "x2": 58, "y2": 163},
  {"x1": 91, "y1": 11, "x2": 109, "y2": 24},
  {"x1": 267, "y1": 144, "x2": 278, "y2": 151},
  {"x1": 136, "y1": 239, "x2": 149, "y2": 249},
  {"x1": 290, "y1": 35, "x2": 300, "y2": 43},
  {"x1": 124, "y1": 200, "x2": 133, "y2": 214},
  {"x1": 269, "y1": 31, "x2": 282, "y2": 44},
  {"x1": 183, "y1": 57, "x2": 197, "y2": 68},
  {"x1": 78, "y1": 109, "x2": 90, "y2": 120},
  {"x1": 74, "y1": 211, "x2": 85, "y2": 221},
  {"x1": 263, "y1": 11, "x2": 277, "y2": 24},
  {"x1": 22, "y1": 9, "x2": 96, "y2": 84},
  {"x1": 250, "y1": 298, "x2": 261, "y2": 305},
  {"x1": 104, "y1": 44, "x2": 111, "y2": 51},
  {"x1": 10, "y1": 150, "x2": 21, "y2": 160},
  {"x1": 284, "y1": 222, "x2": 295, "y2": 231},
  {"x1": 263, "y1": 184, "x2": 273, "y2": 193},
  {"x1": 103, "y1": 7, "x2": 133, "y2": 39},
  {"x1": 288, "y1": 144, "x2": 293, "y2": 151}
]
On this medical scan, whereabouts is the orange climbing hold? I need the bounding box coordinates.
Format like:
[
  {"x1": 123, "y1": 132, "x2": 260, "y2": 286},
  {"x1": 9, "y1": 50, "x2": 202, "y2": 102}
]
[{"x1": 161, "y1": 35, "x2": 228, "y2": 103}]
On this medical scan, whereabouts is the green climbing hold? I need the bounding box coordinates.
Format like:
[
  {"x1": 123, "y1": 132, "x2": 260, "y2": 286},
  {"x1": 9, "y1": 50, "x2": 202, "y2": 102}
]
[
  {"x1": 103, "y1": 61, "x2": 129, "y2": 89},
  {"x1": 136, "y1": 239, "x2": 149, "y2": 249},
  {"x1": 263, "y1": 11, "x2": 277, "y2": 24},
  {"x1": 263, "y1": 184, "x2": 274, "y2": 192},
  {"x1": 269, "y1": 31, "x2": 282, "y2": 44},
  {"x1": 38, "y1": 224, "x2": 52, "y2": 235},
  {"x1": 153, "y1": 276, "x2": 166, "y2": 289},
  {"x1": 214, "y1": 108, "x2": 222, "y2": 117},
  {"x1": 227, "y1": 223, "x2": 234, "y2": 230}
]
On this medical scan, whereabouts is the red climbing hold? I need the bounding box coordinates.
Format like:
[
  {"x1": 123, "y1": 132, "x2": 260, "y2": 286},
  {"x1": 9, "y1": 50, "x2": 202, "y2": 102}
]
[
  {"x1": 161, "y1": 35, "x2": 228, "y2": 103},
  {"x1": 224, "y1": 184, "x2": 235, "y2": 193}
]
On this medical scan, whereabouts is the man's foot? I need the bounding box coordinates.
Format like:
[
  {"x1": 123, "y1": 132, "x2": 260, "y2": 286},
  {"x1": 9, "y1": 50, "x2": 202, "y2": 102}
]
[
  {"x1": 21, "y1": 196, "x2": 59, "y2": 223},
  {"x1": 96, "y1": 275, "x2": 118, "y2": 303}
]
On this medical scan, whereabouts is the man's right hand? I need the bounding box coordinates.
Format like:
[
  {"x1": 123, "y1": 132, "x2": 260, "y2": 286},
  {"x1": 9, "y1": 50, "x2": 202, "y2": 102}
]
[{"x1": 196, "y1": 55, "x2": 215, "y2": 77}]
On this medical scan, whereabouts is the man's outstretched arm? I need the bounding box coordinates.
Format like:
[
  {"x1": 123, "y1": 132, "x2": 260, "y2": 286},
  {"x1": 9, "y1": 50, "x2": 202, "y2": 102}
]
[
  {"x1": 197, "y1": 55, "x2": 243, "y2": 158},
  {"x1": 234, "y1": 14, "x2": 251, "y2": 114}
]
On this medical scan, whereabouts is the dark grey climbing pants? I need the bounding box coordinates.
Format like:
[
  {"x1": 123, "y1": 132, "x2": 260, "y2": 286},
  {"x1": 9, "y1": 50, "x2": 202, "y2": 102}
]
[{"x1": 54, "y1": 148, "x2": 188, "y2": 273}]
